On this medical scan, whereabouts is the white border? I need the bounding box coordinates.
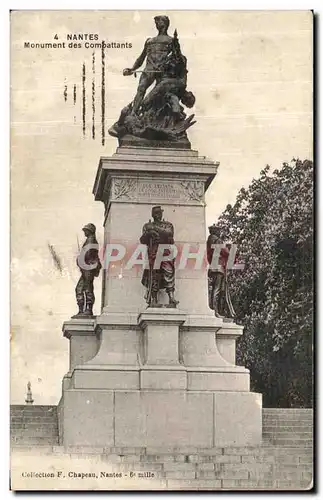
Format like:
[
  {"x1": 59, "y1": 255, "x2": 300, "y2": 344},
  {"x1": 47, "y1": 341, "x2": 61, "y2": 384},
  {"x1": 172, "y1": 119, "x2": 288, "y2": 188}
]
[{"x1": 2, "y1": 2, "x2": 319, "y2": 498}]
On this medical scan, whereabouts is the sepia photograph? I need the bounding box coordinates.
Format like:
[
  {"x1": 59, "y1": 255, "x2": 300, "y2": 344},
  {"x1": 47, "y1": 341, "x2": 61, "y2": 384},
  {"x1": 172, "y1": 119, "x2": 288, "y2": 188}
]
[{"x1": 10, "y1": 9, "x2": 313, "y2": 491}]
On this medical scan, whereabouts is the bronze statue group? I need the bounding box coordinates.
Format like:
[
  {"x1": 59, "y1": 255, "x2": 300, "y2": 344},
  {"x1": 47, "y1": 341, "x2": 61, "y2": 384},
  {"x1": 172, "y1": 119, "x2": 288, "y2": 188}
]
[{"x1": 73, "y1": 208, "x2": 235, "y2": 320}]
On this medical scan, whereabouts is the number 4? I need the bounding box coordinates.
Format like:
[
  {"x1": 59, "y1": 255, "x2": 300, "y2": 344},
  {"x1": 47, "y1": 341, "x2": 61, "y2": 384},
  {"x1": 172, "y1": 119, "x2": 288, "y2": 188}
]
[{"x1": 54, "y1": 34, "x2": 58, "y2": 40}]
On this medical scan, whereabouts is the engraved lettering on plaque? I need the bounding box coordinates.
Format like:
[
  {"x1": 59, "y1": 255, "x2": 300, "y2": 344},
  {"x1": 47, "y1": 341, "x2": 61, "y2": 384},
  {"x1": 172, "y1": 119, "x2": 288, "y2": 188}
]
[{"x1": 138, "y1": 182, "x2": 182, "y2": 200}]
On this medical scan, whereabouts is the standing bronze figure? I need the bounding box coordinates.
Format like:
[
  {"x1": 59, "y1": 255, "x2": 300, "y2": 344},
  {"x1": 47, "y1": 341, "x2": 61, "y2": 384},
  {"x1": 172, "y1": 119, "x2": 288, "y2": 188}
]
[
  {"x1": 207, "y1": 224, "x2": 236, "y2": 319},
  {"x1": 73, "y1": 223, "x2": 101, "y2": 318},
  {"x1": 108, "y1": 15, "x2": 196, "y2": 142},
  {"x1": 123, "y1": 15, "x2": 174, "y2": 115},
  {"x1": 140, "y1": 206, "x2": 179, "y2": 308}
]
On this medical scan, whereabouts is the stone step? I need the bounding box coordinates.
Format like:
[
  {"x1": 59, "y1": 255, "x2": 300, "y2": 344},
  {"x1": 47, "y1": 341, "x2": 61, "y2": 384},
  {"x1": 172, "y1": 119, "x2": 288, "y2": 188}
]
[
  {"x1": 263, "y1": 416, "x2": 313, "y2": 422},
  {"x1": 11, "y1": 419, "x2": 58, "y2": 424},
  {"x1": 263, "y1": 412, "x2": 313, "y2": 417},
  {"x1": 11, "y1": 425, "x2": 58, "y2": 431},
  {"x1": 11, "y1": 422, "x2": 58, "y2": 429},
  {"x1": 263, "y1": 409, "x2": 312, "y2": 413},
  {"x1": 263, "y1": 410, "x2": 313, "y2": 415},
  {"x1": 11, "y1": 434, "x2": 59, "y2": 440},
  {"x1": 264, "y1": 422, "x2": 313, "y2": 427},
  {"x1": 10, "y1": 407, "x2": 57, "y2": 414},
  {"x1": 10, "y1": 412, "x2": 57, "y2": 418},
  {"x1": 11, "y1": 436, "x2": 59, "y2": 445},
  {"x1": 11, "y1": 432, "x2": 59, "y2": 439},
  {"x1": 10, "y1": 415, "x2": 57, "y2": 420},
  {"x1": 220, "y1": 479, "x2": 311, "y2": 490},
  {"x1": 263, "y1": 427, "x2": 313, "y2": 432},
  {"x1": 10, "y1": 415, "x2": 57, "y2": 422},
  {"x1": 11, "y1": 443, "x2": 55, "y2": 456},
  {"x1": 263, "y1": 417, "x2": 313, "y2": 422},
  {"x1": 263, "y1": 421, "x2": 313, "y2": 427},
  {"x1": 49, "y1": 448, "x2": 312, "y2": 461},
  {"x1": 269, "y1": 439, "x2": 312, "y2": 447},
  {"x1": 264, "y1": 421, "x2": 313, "y2": 426},
  {"x1": 263, "y1": 432, "x2": 313, "y2": 439},
  {"x1": 262, "y1": 425, "x2": 313, "y2": 432},
  {"x1": 11, "y1": 424, "x2": 57, "y2": 431},
  {"x1": 10, "y1": 418, "x2": 57, "y2": 423},
  {"x1": 11, "y1": 426, "x2": 58, "y2": 433}
]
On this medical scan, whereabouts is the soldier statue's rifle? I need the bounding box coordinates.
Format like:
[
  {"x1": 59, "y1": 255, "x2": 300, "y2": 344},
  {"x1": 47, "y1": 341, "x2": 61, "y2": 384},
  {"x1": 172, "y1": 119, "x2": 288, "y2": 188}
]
[
  {"x1": 224, "y1": 270, "x2": 236, "y2": 318},
  {"x1": 146, "y1": 220, "x2": 154, "y2": 306},
  {"x1": 76, "y1": 234, "x2": 81, "y2": 269}
]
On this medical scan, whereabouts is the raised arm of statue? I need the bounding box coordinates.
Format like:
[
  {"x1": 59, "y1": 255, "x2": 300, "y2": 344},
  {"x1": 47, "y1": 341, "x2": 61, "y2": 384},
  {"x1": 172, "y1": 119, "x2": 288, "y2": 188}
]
[{"x1": 123, "y1": 39, "x2": 148, "y2": 76}]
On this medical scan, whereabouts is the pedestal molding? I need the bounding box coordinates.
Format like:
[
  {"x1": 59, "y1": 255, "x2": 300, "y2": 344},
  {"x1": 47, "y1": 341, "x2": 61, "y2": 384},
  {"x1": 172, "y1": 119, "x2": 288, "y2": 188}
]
[
  {"x1": 63, "y1": 319, "x2": 96, "y2": 339},
  {"x1": 140, "y1": 364, "x2": 186, "y2": 371},
  {"x1": 138, "y1": 308, "x2": 187, "y2": 328},
  {"x1": 74, "y1": 364, "x2": 140, "y2": 372},
  {"x1": 186, "y1": 366, "x2": 249, "y2": 373}
]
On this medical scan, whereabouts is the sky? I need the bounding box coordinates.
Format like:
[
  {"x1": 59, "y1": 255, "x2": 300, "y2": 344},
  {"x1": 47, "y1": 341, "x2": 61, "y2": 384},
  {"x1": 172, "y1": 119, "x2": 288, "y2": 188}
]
[{"x1": 10, "y1": 10, "x2": 313, "y2": 404}]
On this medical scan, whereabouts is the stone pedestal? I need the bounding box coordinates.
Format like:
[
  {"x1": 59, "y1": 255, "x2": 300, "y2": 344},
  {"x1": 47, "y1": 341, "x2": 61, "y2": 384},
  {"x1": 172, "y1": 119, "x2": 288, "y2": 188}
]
[
  {"x1": 59, "y1": 145, "x2": 262, "y2": 449},
  {"x1": 93, "y1": 146, "x2": 218, "y2": 316},
  {"x1": 138, "y1": 308, "x2": 187, "y2": 390}
]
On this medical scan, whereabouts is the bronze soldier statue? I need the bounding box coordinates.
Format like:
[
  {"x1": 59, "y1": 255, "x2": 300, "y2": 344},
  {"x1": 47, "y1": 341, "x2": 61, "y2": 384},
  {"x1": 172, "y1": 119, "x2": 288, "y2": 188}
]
[
  {"x1": 73, "y1": 223, "x2": 101, "y2": 318},
  {"x1": 123, "y1": 15, "x2": 174, "y2": 115},
  {"x1": 207, "y1": 224, "x2": 236, "y2": 319},
  {"x1": 140, "y1": 205, "x2": 179, "y2": 308}
]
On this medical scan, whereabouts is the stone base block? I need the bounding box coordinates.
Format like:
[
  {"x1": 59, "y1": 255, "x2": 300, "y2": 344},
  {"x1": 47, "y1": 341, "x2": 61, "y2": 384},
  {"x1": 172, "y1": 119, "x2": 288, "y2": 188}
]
[
  {"x1": 61, "y1": 389, "x2": 114, "y2": 447},
  {"x1": 60, "y1": 389, "x2": 262, "y2": 448},
  {"x1": 214, "y1": 392, "x2": 262, "y2": 446},
  {"x1": 115, "y1": 391, "x2": 214, "y2": 447},
  {"x1": 138, "y1": 308, "x2": 186, "y2": 366},
  {"x1": 187, "y1": 368, "x2": 250, "y2": 391},
  {"x1": 73, "y1": 368, "x2": 140, "y2": 390},
  {"x1": 140, "y1": 369, "x2": 187, "y2": 390}
]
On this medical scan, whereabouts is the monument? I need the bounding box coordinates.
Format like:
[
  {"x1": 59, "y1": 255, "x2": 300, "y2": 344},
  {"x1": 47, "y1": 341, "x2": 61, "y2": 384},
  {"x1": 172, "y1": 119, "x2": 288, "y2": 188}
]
[{"x1": 58, "y1": 15, "x2": 262, "y2": 449}]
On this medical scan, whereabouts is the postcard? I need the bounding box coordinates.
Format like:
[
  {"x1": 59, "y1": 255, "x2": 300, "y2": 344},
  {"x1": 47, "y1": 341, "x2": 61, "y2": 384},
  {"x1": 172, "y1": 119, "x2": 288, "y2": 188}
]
[{"x1": 10, "y1": 10, "x2": 313, "y2": 491}]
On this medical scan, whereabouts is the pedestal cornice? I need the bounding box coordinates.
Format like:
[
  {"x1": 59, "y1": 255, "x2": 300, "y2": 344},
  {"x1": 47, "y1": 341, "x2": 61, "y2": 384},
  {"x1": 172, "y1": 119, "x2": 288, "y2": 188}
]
[
  {"x1": 62, "y1": 319, "x2": 96, "y2": 339},
  {"x1": 138, "y1": 308, "x2": 187, "y2": 328},
  {"x1": 93, "y1": 146, "x2": 219, "y2": 210}
]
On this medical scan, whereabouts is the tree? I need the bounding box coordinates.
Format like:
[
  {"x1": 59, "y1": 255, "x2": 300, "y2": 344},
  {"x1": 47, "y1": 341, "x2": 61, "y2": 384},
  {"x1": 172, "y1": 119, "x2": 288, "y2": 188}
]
[{"x1": 213, "y1": 159, "x2": 313, "y2": 407}]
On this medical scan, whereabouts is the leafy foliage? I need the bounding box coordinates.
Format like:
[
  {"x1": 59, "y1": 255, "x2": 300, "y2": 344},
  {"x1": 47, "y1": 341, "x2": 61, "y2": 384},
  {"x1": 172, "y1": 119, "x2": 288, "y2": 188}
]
[{"x1": 214, "y1": 159, "x2": 313, "y2": 407}]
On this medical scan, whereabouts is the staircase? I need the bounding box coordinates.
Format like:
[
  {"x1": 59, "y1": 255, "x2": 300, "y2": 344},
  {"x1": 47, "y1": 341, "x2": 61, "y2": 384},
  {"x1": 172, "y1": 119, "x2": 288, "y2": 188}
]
[
  {"x1": 263, "y1": 408, "x2": 313, "y2": 446},
  {"x1": 10, "y1": 406, "x2": 313, "y2": 490},
  {"x1": 10, "y1": 405, "x2": 59, "y2": 446}
]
